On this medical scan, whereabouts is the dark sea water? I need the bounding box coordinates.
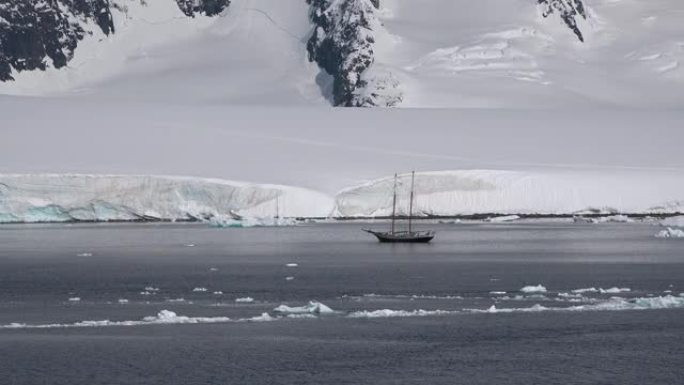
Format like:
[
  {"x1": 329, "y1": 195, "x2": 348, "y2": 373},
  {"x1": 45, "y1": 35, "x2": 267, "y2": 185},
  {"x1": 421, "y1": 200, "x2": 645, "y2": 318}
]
[{"x1": 0, "y1": 221, "x2": 683, "y2": 385}]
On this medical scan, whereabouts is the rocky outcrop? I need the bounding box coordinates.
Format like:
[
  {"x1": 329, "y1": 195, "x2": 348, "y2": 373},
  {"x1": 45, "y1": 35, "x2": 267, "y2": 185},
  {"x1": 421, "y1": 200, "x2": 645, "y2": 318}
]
[
  {"x1": 538, "y1": 0, "x2": 587, "y2": 42},
  {"x1": 0, "y1": 0, "x2": 229, "y2": 82},
  {"x1": 306, "y1": 0, "x2": 401, "y2": 107},
  {"x1": 0, "y1": 0, "x2": 114, "y2": 81},
  {"x1": 176, "y1": 0, "x2": 230, "y2": 17}
]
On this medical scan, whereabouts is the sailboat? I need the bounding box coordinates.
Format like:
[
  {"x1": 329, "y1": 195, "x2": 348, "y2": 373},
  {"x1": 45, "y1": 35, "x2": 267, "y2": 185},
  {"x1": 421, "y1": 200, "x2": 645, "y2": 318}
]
[{"x1": 363, "y1": 171, "x2": 435, "y2": 243}]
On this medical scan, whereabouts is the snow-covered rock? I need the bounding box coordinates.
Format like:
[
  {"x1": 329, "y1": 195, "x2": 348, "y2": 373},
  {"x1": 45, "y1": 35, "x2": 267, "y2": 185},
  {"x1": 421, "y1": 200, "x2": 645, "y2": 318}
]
[
  {"x1": 334, "y1": 170, "x2": 684, "y2": 217},
  {"x1": 537, "y1": 0, "x2": 588, "y2": 42},
  {"x1": 0, "y1": 0, "x2": 228, "y2": 82},
  {"x1": 307, "y1": 0, "x2": 401, "y2": 107},
  {"x1": 0, "y1": 174, "x2": 333, "y2": 223}
]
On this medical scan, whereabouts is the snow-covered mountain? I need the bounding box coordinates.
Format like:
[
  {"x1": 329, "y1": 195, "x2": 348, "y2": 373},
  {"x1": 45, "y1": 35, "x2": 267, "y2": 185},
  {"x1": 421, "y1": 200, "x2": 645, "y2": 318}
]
[{"x1": 1, "y1": 0, "x2": 682, "y2": 107}]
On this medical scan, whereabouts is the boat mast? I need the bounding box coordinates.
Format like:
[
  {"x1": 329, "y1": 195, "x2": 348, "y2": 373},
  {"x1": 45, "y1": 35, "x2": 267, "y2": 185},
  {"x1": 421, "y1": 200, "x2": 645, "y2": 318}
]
[
  {"x1": 391, "y1": 173, "x2": 398, "y2": 234},
  {"x1": 409, "y1": 171, "x2": 415, "y2": 233},
  {"x1": 275, "y1": 195, "x2": 279, "y2": 219}
]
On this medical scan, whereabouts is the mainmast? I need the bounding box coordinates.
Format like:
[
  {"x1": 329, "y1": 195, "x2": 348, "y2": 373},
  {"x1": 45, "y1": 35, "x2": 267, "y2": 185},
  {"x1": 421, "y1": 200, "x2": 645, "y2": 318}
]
[
  {"x1": 409, "y1": 171, "x2": 415, "y2": 233},
  {"x1": 390, "y1": 173, "x2": 398, "y2": 234}
]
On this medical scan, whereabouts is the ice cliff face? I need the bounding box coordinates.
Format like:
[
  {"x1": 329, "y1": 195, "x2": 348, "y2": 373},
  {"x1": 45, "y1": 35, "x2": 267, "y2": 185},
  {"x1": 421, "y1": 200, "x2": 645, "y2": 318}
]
[
  {"x1": 334, "y1": 170, "x2": 684, "y2": 217},
  {"x1": 306, "y1": 0, "x2": 401, "y2": 107},
  {"x1": 0, "y1": 175, "x2": 333, "y2": 223},
  {"x1": 0, "y1": 0, "x2": 229, "y2": 81},
  {"x1": 538, "y1": 0, "x2": 587, "y2": 42}
]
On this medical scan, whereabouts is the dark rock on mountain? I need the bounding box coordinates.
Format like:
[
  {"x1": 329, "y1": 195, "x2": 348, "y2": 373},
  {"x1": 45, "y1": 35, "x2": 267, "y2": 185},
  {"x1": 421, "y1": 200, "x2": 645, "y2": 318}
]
[
  {"x1": 0, "y1": 0, "x2": 229, "y2": 82},
  {"x1": 538, "y1": 0, "x2": 587, "y2": 42},
  {"x1": 176, "y1": 0, "x2": 230, "y2": 17},
  {"x1": 0, "y1": 0, "x2": 114, "y2": 81},
  {"x1": 306, "y1": 0, "x2": 380, "y2": 107}
]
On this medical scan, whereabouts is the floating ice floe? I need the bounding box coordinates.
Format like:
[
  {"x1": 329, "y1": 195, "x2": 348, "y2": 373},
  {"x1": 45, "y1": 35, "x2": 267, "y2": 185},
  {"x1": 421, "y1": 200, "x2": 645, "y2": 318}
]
[
  {"x1": 208, "y1": 216, "x2": 299, "y2": 229},
  {"x1": 68, "y1": 297, "x2": 81, "y2": 302},
  {"x1": 144, "y1": 286, "x2": 160, "y2": 292},
  {"x1": 572, "y1": 287, "x2": 599, "y2": 293},
  {"x1": 486, "y1": 215, "x2": 520, "y2": 223},
  {"x1": 166, "y1": 298, "x2": 186, "y2": 303},
  {"x1": 468, "y1": 295, "x2": 684, "y2": 315},
  {"x1": 273, "y1": 301, "x2": 334, "y2": 315},
  {"x1": 599, "y1": 287, "x2": 631, "y2": 294},
  {"x1": 347, "y1": 309, "x2": 458, "y2": 318},
  {"x1": 342, "y1": 293, "x2": 464, "y2": 301},
  {"x1": 490, "y1": 291, "x2": 507, "y2": 295},
  {"x1": 520, "y1": 285, "x2": 547, "y2": 293},
  {"x1": 0, "y1": 310, "x2": 276, "y2": 329},
  {"x1": 655, "y1": 227, "x2": 684, "y2": 238},
  {"x1": 213, "y1": 291, "x2": 223, "y2": 295},
  {"x1": 118, "y1": 299, "x2": 129, "y2": 304},
  {"x1": 235, "y1": 297, "x2": 254, "y2": 303},
  {"x1": 192, "y1": 287, "x2": 208, "y2": 292}
]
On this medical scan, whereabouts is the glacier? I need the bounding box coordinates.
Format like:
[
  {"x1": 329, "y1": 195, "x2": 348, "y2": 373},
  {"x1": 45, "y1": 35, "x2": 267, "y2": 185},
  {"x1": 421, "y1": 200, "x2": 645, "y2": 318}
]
[
  {"x1": 0, "y1": 174, "x2": 334, "y2": 223},
  {"x1": 334, "y1": 170, "x2": 684, "y2": 217}
]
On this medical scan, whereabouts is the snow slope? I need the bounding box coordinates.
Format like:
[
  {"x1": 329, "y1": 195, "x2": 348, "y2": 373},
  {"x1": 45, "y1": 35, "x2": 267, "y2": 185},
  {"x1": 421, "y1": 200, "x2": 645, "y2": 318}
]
[
  {"x1": 0, "y1": 0, "x2": 327, "y2": 106},
  {"x1": 334, "y1": 170, "x2": 684, "y2": 217},
  {"x1": 1, "y1": 0, "x2": 683, "y2": 107},
  {"x1": 375, "y1": 0, "x2": 684, "y2": 107},
  {"x1": 0, "y1": 174, "x2": 333, "y2": 223}
]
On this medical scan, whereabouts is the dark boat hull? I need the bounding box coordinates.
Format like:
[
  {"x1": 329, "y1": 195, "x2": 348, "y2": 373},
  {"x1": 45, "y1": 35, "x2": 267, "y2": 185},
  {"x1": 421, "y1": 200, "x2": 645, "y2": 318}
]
[{"x1": 364, "y1": 230, "x2": 435, "y2": 243}]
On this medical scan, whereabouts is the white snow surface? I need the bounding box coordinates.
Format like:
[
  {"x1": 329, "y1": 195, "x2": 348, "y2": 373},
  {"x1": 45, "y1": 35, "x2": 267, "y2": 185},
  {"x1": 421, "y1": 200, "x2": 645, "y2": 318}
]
[
  {"x1": 334, "y1": 170, "x2": 684, "y2": 217},
  {"x1": 0, "y1": 0, "x2": 327, "y2": 106},
  {"x1": 1, "y1": 0, "x2": 683, "y2": 108},
  {"x1": 0, "y1": 174, "x2": 333, "y2": 223}
]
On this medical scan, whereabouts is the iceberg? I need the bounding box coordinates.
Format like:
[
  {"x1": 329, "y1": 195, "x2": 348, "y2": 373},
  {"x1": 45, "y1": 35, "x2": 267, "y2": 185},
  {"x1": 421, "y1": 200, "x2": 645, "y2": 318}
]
[
  {"x1": 520, "y1": 285, "x2": 547, "y2": 293},
  {"x1": 273, "y1": 301, "x2": 335, "y2": 315},
  {"x1": 655, "y1": 227, "x2": 684, "y2": 239},
  {"x1": 0, "y1": 174, "x2": 333, "y2": 223}
]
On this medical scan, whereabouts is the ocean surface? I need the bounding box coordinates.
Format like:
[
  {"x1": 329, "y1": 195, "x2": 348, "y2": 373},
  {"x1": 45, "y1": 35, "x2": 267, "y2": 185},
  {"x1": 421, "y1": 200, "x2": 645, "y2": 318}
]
[{"x1": 0, "y1": 221, "x2": 683, "y2": 385}]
